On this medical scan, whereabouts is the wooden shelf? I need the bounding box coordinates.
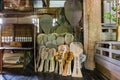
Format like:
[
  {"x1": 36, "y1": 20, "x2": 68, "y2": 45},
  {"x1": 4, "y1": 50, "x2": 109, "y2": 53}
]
[
  {"x1": 35, "y1": 8, "x2": 58, "y2": 15},
  {"x1": 0, "y1": 47, "x2": 33, "y2": 50},
  {"x1": 0, "y1": 23, "x2": 36, "y2": 73},
  {"x1": 1, "y1": 11, "x2": 34, "y2": 17},
  {"x1": 0, "y1": 8, "x2": 60, "y2": 18}
]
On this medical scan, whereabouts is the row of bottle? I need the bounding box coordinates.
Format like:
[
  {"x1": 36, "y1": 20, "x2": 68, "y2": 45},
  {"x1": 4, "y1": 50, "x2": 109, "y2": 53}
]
[{"x1": 2, "y1": 36, "x2": 32, "y2": 42}]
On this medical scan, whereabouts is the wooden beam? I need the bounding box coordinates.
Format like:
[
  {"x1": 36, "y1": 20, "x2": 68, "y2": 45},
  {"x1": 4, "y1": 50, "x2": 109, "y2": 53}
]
[{"x1": 83, "y1": 0, "x2": 101, "y2": 70}]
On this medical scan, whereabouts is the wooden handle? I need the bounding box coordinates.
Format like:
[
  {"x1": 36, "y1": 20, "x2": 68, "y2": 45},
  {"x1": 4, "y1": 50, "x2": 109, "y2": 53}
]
[
  {"x1": 44, "y1": 60, "x2": 49, "y2": 72},
  {"x1": 36, "y1": 51, "x2": 41, "y2": 69},
  {"x1": 62, "y1": 61, "x2": 69, "y2": 76},
  {"x1": 38, "y1": 60, "x2": 44, "y2": 72},
  {"x1": 36, "y1": 56, "x2": 40, "y2": 69},
  {"x1": 67, "y1": 61, "x2": 72, "y2": 75},
  {"x1": 55, "y1": 61, "x2": 58, "y2": 73},
  {"x1": 49, "y1": 58, "x2": 55, "y2": 72},
  {"x1": 72, "y1": 57, "x2": 82, "y2": 77},
  {"x1": 63, "y1": 51, "x2": 73, "y2": 76},
  {"x1": 59, "y1": 61, "x2": 63, "y2": 75}
]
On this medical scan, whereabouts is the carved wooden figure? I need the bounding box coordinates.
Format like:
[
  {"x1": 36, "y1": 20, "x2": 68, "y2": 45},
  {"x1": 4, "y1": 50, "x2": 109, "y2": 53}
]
[
  {"x1": 55, "y1": 60, "x2": 58, "y2": 73},
  {"x1": 55, "y1": 45, "x2": 69, "y2": 75},
  {"x1": 36, "y1": 45, "x2": 45, "y2": 70},
  {"x1": 55, "y1": 51, "x2": 63, "y2": 74},
  {"x1": 62, "y1": 51, "x2": 73, "y2": 76},
  {"x1": 38, "y1": 47, "x2": 48, "y2": 72},
  {"x1": 48, "y1": 48, "x2": 56, "y2": 72},
  {"x1": 67, "y1": 61, "x2": 72, "y2": 75},
  {"x1": 44, "y1": 48, "x2": 49, "y2": 72},
  {"x1": 70, "y1": 42, "x2": 83, "y2": 77}
]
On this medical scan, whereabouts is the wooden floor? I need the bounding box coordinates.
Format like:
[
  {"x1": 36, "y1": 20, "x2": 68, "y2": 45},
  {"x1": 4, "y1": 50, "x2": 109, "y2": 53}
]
[{"x1": 1, "y1": 67, "x2": 107, "y2": 80}]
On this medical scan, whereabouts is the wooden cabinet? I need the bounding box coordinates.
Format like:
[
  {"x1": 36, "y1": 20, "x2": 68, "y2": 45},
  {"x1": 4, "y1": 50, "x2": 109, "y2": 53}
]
[
  {"x1": 0, "y1": 19, "x2": 36, "y2": 73},
  {"x1": 0, "y1": 0, "x2": 59, "y2": 73}
]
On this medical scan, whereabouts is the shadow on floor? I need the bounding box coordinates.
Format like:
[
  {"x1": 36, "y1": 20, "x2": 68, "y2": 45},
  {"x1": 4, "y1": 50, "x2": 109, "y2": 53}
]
[{"x1": 1, "y1": 67, "x2": 107, "y2": 80}]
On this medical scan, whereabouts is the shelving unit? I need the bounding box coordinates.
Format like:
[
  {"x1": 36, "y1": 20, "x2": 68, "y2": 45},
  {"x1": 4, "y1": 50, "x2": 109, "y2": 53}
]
[
  {"x1": 0, "y1": 0, "x2": 62, "y2": 73},
  {"x1": 0, "y1": 16, "x2": 37, "y2": 73},
  {"x1": 0, "y1": 0, "x2": 39, "y2": 73}
]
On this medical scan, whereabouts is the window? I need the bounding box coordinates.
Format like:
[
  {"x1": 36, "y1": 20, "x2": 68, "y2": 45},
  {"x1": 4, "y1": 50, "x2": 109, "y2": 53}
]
[
  {"x1": 34, "y1": 0, "x2": 65, "y2": 8},
  {"x1": 103, "y1": 0, "x2": 116, "y2": 24}
]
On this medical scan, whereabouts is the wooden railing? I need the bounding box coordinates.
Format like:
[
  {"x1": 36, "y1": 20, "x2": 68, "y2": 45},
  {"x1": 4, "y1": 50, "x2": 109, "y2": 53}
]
[{"x1": 95, "y1": 41, "x2": 120, "y2": 80}]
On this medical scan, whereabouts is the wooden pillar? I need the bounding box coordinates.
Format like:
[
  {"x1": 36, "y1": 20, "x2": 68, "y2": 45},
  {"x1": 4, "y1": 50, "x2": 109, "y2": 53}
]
[
  {"x1": 0, "y1": 49, "x2": 3, "y2": 73},
  {"x1": 83, "y1": 0, "x2": 101, "y2": 70}
]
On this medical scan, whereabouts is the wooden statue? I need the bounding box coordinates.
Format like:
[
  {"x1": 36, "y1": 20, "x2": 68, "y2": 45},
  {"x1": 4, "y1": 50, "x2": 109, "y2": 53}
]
[
  {"x1": 64, "y1": 0, "x2": 83, "y2": 41},
  {"x1": 55, "y1": 58, "x2": 59, "y2": 73},
  {"x1": 67, "y1": 59, "x2": 72, "y2": 75},
  {"x1": 70, "y1": 42, "x2": 83, "y2": 77},
  {"x1": 36, "y1": 45, "x2": 45, "y2": 70},
  {"x1": 44, "y1": 48, "x2": 49, "y2": 72},
  {"x1": 48, "y1": 48, "x2": 56, "y2": 72},
  {"x1": 62, "y1": 51, "x2": 73, "y2": 76},
  {"x1": 55, "y1": 45, "x2": 69, "y2": 75},
  {"x1": 38, "y1": 47, "x2": 48, "y2": 72}
]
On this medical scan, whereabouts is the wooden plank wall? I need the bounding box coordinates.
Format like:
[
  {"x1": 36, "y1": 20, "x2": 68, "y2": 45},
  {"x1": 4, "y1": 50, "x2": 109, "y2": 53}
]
[
  {"x1": 2, "y1": 16, "x2": 34, "y2": 24},
  {"x1": 96, "y1": 60, "x2": 120, "y2": 80},
  {"x1": 83, "y1": 0, "x2": 101, "y2": 70}
]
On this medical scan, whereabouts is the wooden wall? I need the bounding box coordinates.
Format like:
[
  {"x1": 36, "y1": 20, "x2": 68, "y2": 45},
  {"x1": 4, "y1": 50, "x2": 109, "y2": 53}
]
[
  {"x1": 83, "y1": 0, "x2": 101, "y2": 70},
  {"x1": 96, "y1": 61, "x2": 120, "y2": 80}
]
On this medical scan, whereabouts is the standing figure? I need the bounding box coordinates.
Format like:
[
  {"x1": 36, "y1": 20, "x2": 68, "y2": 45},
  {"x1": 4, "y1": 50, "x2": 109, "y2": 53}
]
[
  {"x1": 70, "y1": 42, "x2": 83, "y2": 77},
  {"x1": 55, "y1": 45, "x2": 69, "y2": 74}
]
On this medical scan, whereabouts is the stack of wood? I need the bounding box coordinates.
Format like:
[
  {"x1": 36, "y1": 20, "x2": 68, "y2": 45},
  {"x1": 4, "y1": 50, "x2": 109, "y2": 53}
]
[{"x1": 3, "y1": 52, "x2": 24, "y2": 68}]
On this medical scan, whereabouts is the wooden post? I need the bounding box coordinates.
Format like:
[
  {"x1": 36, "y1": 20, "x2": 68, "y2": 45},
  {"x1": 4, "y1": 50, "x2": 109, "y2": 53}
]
[
  {"x1": 116, "y1": 0, "x2": 118, "y2": 26},
  {"x1": 116, "y1": 0, "x2": 120, "y2": 41},
  {"x1": 84, "y1": 0, "x2": 101, "y2": 70},
  {"x1": 0, "y1": 49, "x2": 3, "y2": 73}
]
